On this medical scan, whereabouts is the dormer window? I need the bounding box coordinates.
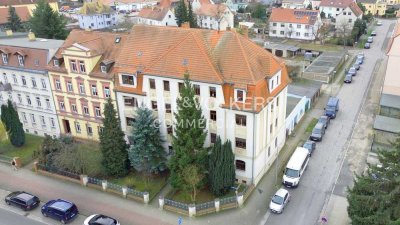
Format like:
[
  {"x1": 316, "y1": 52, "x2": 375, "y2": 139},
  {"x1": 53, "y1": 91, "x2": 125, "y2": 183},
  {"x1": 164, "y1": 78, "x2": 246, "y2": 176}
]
[
  {"x1": 53, "y1": 59, "x2": 59, "y2": 67},
  {"x1": 101, "y1": 65, "x2": 107, "y2": 73},
  {"x1": 235, "y1": 89, "x2": 245, "y2": 102},
  {"x1": 1, "y1": 53, "x2": 8, "y2": 64},
  {"x1": 17, "y1": 55, "x2": 24, "y2": 66}
]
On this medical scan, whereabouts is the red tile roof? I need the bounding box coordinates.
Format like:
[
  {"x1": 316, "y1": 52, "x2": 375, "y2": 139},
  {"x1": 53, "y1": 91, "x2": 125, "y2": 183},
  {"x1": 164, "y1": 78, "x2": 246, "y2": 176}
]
[
  {"x1": 269, "y1": 8, "x2": 320, "y2": 25},
  {"x1": 0, "y1": 6, "x2": 29, "y2": 24},
  {"x1": 137, "y1": 7, "x2": 169, "y2": 21},
  {"x1": 320, "y1": 0, "x2": 353, "y2": 8},
  {"x1": 349, "y1": 2, "x2": 362, "y2": 17},
  {"x1": 195, "y1": 4, "x2": 228, "y2": 17},
  {"x1": 0, "y1": 46, "x2": 50, "y2": 71},
  {"x1": 0, "y1": 0, "x2": 56, "y2": 6}
]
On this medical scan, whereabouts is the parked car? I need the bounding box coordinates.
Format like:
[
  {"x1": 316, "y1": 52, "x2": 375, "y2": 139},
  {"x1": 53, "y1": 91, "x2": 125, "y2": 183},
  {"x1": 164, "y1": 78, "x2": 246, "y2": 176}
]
[
  {"x1": 371, "y1": 31, "x2": 377, "y2": 36},
  {"x1": 318, "y1": 115, "x2": 330, "y2": 129},
  {"x1": 344, "y1": 74, "x2": 353, "y2": 83},
  {"x1": 269, "y1": 188, "x2": 290, "y2": 213},
  {"x1": 377, "y1": 21, "x2": 382, "y2": 26},
  {"x1": 367, "y1": 37, "x2": 373, "y2": 43},
  {"x1": 41, "y1": 199, "x2": 78, "y2": 224},
  {"x1": 310, "y1": 122, "x2": 325, "y2": 141},
  {"x1": 84, "y1": 214, "x2": 120, "y2": 225},
  {"x1": 324, "y1": 97, "x2": 339, "y2": 119},
  {"x1": 348, "y1": 67, "x2": 357, "y2": 76},
  {"x1": 119, "y1": 10, "x2": 126, "y2": 13},
  {"x1": 364, "y1": 42, "x2": 371, "y2": 49},
  {"x1": 353, "y1": 62, "x2": 360, "y2": 70},
  {"x1": 5, "y1": 191, "x2": 40, "y2": 211},
  {"x1": 357, "y1": 53, "x2": 365, "y2": 63},
  {"x1": 303, "y1": 140, "x2": 316, "y2": 156}
]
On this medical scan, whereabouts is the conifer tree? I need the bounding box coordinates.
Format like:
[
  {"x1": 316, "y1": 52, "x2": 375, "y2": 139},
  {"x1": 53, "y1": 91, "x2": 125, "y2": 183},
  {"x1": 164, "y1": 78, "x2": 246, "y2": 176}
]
[
  {"x1": 169, "y1": 72, "x2": 207, "y2": 189},
  {"x1": 175, "y1": 0, "x2": 188, "y2": 27},
  {"x1": 100, "y1": 98, "x2": 129, "y2": 177},
  {"x1": 3, "y1": 100, "x2": 25, "y2": 147},
  {"x1": 187, "y1": 1, "x2": 197, "y2": 28},
  {"x1": 128, "y1": 105, "x2": 167, "y2": 174},
  {"x1": 1, "y1": 103, "x2": 11, "y2": 131},
  {"x1": 7, "y1": 6, "x2": 22, "y2": 32}
]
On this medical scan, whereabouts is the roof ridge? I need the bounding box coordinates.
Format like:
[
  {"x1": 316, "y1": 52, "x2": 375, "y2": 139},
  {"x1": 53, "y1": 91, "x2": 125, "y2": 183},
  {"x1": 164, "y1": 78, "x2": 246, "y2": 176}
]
[{"x1": 235, "y1": 33, "x2": 256, "y2": 84}]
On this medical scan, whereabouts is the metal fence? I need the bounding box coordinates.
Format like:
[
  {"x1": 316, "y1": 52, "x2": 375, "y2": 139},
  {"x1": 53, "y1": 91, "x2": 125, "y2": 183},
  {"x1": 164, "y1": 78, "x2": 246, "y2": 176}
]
[
  {"x1": 164, "y1": 198, "x2": 189, "y2": 210},
  {"x1": 219, "y1": 196, "x2": 237, "y2": 205},
  {"x1": 127, "y1": 187, "x2": 145, "y2": 198},
  {"x1": 88, "y1": 177, "x2": 102, "y2": 186},
  {"x1": 37, "y1": 164, "x2": 80, "y2": 180},
  {"x1": 196, "y1": 201, "x2": 215, "y2": 211},
  {"x1": 107, "y1": 182, "x2": 123, "y2": 192}
]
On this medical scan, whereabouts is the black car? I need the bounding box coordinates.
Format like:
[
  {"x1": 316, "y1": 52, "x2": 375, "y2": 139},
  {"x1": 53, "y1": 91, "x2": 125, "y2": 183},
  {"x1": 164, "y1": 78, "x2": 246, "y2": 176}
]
[
  {"x1": 5, "y1": 191, "x2": 40, "y2": 211},
  {"x1": 344, "y1": 74, "x2": 352, "y2": 83},
  {"x1": 303, "y1": 141, "x2": 316, "y2": 156},
  {"x1": 310, "y1": 122, "x2": 325, "y2": 141},
  {"x1": 353, "y1": 62, "x2": 360, "y2": 70},
  {"x1": 318, "y1": 115, "x2": 330, "y2": 129},
  {"x1": 371, "y1": 31, "x2": 377, "y2": 36}
]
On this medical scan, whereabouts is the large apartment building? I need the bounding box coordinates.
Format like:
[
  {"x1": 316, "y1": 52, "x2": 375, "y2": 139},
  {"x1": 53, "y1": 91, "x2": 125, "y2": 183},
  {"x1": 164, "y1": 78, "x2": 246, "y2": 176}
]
[
  {"x1": 0, "y1": 32, "x2": 63, "y2": 137},
  {"x1": 47, "y1": 30, "x2": 127, "y2": 141},
  {"x1": 114, "y1": 25, "x2": 289, "y2": 185}
]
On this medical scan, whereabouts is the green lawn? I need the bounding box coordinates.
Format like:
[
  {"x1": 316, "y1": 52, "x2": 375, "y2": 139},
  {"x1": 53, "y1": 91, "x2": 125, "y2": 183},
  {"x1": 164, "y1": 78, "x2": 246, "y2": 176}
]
[
  {"x1": 284, "y1": 40, "x2": 342, "y2": 52},
  {"x1": 110, "y1": 171, "x2": 168, "y2": 200},
  {"x1": 0, "y1": 123, "x2": 44, "y2": 166},
  {"x1": 167, "y1": 184, "x2": 246, "y2": 204},
  {"x1": 305, "y1": 118, "x2": 319, "y2": 133}
]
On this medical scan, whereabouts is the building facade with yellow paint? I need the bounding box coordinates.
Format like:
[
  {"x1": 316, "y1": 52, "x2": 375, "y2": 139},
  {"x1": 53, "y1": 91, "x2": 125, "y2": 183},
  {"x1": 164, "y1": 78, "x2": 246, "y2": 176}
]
[
  {"x1": 47, "y1": 30, "x2": 127, "y2": 141},
  {"x1": 359, "y1": 0, "x2": 387, "y2": 16}
]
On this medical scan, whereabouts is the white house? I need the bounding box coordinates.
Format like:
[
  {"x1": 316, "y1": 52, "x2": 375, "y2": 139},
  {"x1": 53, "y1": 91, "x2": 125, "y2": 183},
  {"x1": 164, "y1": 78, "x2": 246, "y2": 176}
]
[
  {"x1": 196, "y1": 3, "x2": 234, "y2": 31},
  {"x1": 114, "y1": 25, "x2": 289, "y2": 185},
  {"x1": 282, "y1": 0, "x2": 311, "y2": 9},
  {"x1": 225, "y1": 0, "x2": 248, "y2": 12},
  {"x1": 77, "y1": 2, "x2": 117, "y2": 30},
  {"x1": 335, "y1": 2, "x2": 363, "y2": 31},
  {"x1": 102, "y1": 0, "x2": 158, "y2": 12},
  {"x1": 269, "y1": 8, "x2": 322, "y2": 41},
  {"x1": 319, "y1": 0, "x2": 362, "y2": 27},
  {"x1": 0, "y1": 32, "x2": 63, "y2": 137},
  {"x1": 136, "y1": 7, "x2": 177, "y2": 26}
]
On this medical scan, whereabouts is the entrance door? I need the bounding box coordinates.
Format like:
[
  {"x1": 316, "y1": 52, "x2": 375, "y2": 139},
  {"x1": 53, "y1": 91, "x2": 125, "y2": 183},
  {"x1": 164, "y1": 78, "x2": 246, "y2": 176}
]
[{"x1": 63, "y1": 119, "x2": 71, "y2": 133}]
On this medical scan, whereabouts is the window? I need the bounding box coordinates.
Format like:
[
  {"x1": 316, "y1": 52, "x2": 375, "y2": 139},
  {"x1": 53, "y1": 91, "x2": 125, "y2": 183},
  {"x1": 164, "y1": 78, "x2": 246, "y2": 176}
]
[
  {"x1": 280, "y1": 31, "x2": 284, "y2": 35},
  {"x1": 1, "y1": 53, "x2": 8, "y2": 64},
  {"x1": 235, "y1": 138, "x2": 246, "y2": 149},
  {"x1": 53, "y1": 59, "x2": 59, "y2": 67},
  {"x1": 304, "y1": 33, "x2": 309, "y2": 37},
  {"x1": 305, "y1": 25, "x2": 310, "y2": 29},
  {"x1": 79, "y1": 83, "x2": 85, "y2": 94},
  {"x1": 277, "y1": 96, "x2": 279, "y2": 107},
  {"x1": 12, "y1": 74, "x2": 17, "y2": 84},
  {"x1": 36, "y1": 97, "x2": 41, "y2": 107},
  {"x1": 26, "y1": 95, "x2": 31, "y2": 105},
  {"x1": 149, "y1": 79, "x2": 156, "y2": 89},
  {"x1": 178, "y1": 82, "x2": 184, "y2": 92},
  {"x1": 2, "y1": 73, "x2": 7, "y2": 83},
  {"x1": 79, "y1": 61, "x2": 86, "y2": 73},
  {"x1": 98, "y1": 126, "x2": 104, "y2": 134},
  {"x1": 275, "y1": 118, "x2": 278, "y2": 127},
  {"x1": 83, "y1": 106, "x2": 89, "y2": 115},
  {"x1": 289, "y1": 24, "x2": 292, "y2": 27},
  {"x1": 75, "y1": 122, "x2": 81, "y2": 133},
  {"x1": 55, "y1": 80, "x2": 61, "y2": 90},
  {"x1": 348, "y1": 19, "x2": 352, "y2": 23},
  {"x1": 235, "y1": 114, "x2": 246, "y2": 126},
  {"x1": 273, "y1": 22, "x2": 277, "y2": 26},
  {"x1": 40, "y1": 116, "x2": 46, "y2": 126},
  {"x1": 275, "y1": 137, "x2": 278, "y2": 148},
  {"x1": 104, "y1": 87, "x2": 110, "y2": 98},
  {"x1": 67, "y1": 81, "x2": 73, "y2": 92},
  {"x1": 193, "y1": 84, "x2": 200, "y2": 96},
  {"x1": 41, "y1": 79, "x2": 46, "y2": 89},
  {"x1": 235, "y1": 160, "x2": 246, "y2": 171},
  {"x1": 30, "y1": 114, "x2": 36, "y2": 124},
  {"x1": 34, "y1": 59, "x2": 39, "y2": 66},
  {"x1": 17, "y1": 55, "x2": 24, "y2": 66},
  {"x1": 91, "y1": 85, "x2": 98, "y2": 96},
  {"x1": 210, "y1": 110, "x2": 217, "y2": 121},
  {"x1": 210, "y1": 133, "x2": 217, "y2": 143},
  {"x1": 209, "y1": 87, "x2": 216, "y2": 97},
  {"x1": 348, "y1": 12, "x2": 351, "y2": 15},
  {"x1": 46, "y1": 99, "x2": 50, "y2": 108},
  {"x1": 50, "y1": 118, "x2": 55, "y2": 128},
  {"x1": 101, "y1": 65, "x2": 107, "y2": 73},
  {"x1": 59, "y1": 101, "x2": 65, "y2": 111},
  {"x1": 86, "y1": 124, "x2": 93, "y2": 136},
  {"x1": 126, "y1": 117, "x2": 135, "y2": 126},
  {"x1": 343, "y1": 12, "x2": 346, "y2": 15},
  {"x1": 71, "y1": 60, "x2": 77, "y2": 72},
  {"x1": 236, "y1": 90, "x2": 244, "y2": 102},
  {"x1": 124, "y1": 97, "x2": 138, "y2": 107},
  {"x1": 296, "y1": 32, "x2": 300, "y2": 36},
  {"x1": 336, "y1": 8, "x2": 339, "y2": 11},
  {"x1": 121, "y1": 74, "x2": 135, "y2": 85},
  {"x1": 297, "y1": 24, "x2": 301, "y2": 28},
  {"x1": 280, "y1": 23, "x2": 285, "y2": 27},
  {"x1": 95, "y1": 106, "x2": 101, "y2": 117},
  {"x1": 165, "y1": 103, "x2": 171, "y2": 113},
  {"x1": 167, "y1": 125, "x2": 173, "y2": 134},
  {"x1": 163, "y1": 81, "x2": 170, "y2": 91},
  {"x1": 71, "y1": 104, "x2": 77, "y2": 113},
  {"x1": 17, "y1": 94, "x2": 22, "y2": 103},
  {"x1": 272, "y1": 30, "x2": 277, "y2": 34},
  {"x1": 21, "y1": 76, "x2": 26, "y2": 86},
  {"x1": 270, "y1": 124, "x2": 273, "y2": 133},
  {"x1": 22, "y1": 112, "x2": 27, "y2": 122},
  {"x1": 151, "y1": 101, "x2": 158, "y2": 111}
]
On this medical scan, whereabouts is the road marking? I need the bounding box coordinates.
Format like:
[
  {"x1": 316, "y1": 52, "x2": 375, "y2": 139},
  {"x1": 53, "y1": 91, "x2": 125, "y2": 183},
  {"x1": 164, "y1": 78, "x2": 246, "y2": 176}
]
[{"x1": 259, "y1": 210, "x2": 271, "y2": 225}]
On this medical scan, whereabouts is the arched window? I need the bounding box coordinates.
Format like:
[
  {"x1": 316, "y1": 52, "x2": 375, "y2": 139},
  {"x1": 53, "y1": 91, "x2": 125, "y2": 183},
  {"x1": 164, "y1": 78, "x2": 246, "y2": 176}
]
[{"x1": 235, "y1": 160, "x2": 246, "y2": 171}]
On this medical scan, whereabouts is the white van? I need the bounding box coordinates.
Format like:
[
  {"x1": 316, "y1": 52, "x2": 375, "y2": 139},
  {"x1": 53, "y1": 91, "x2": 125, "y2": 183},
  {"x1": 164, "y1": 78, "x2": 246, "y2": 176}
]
[{"x1": 282, "y1": 147, "x2": 310, "y2": 187}]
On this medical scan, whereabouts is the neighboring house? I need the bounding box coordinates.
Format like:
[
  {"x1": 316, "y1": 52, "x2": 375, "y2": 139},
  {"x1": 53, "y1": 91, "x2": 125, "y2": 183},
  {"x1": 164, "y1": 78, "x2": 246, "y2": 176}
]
[
  {"x1": 102, "y1": 0, "x2": 158, "y2": 12},
  {"x1": 114, "y1": 25, "x2": 289, "y2": 185},
  {"x1": 335, "y1": 2, "x2": 363, "y2": 31},
  {"x1": 77, "y1": 2, "x2": 117, "y2": 30},
  {"x1": 225, "y1": 0, "x2": 248, "y2": 12},
  {"x1": 358, "y1": 0, "x2": 387, "y2": 16},
  {"x1": 0, "y1": 0, "x2": 59, "y2": 15},
  {"x1": 136, "y1": 7, "x2": 177, "y2": 26},
  {"x1": 196, "y1": 3, "x2": 234, "y2": 30},
  {"x1": 0, "y1": 32, "x2": 64, "y2": 137},
  {"x1": 285, "y1": 94, "x2": 309, "y2": 136},
  {"x1": 269, "y1": 8, "x2": 322, "y2": 41},
  {"x1": 47, "y1": 30, "x2": 127, "y2": 141},
  {"x1": 282, "y1": 0, "x2": 311, "y2": 9},
  {"x1": 0, "y1": 7, "x2": 30, "y2": 30}
]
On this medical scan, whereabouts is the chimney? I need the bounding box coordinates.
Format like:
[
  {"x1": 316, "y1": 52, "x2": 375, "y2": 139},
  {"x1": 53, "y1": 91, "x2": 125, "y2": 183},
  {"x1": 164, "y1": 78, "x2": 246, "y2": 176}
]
[
  {"x1": 181, "y1": 22, "x2": 190, "y2": 29},
  {"x1": 28, "y1": 31, "x2": 36, "y2": 41},
  {"x1": 5, "y1": 30, "x2": 13, "y2": 36}
]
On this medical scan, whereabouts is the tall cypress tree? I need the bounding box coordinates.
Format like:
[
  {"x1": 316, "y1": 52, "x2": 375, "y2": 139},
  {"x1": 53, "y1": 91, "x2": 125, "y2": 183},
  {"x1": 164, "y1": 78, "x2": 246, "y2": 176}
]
[
  {"x1": 128, "y1": 105, "x2": 167, "y2": 174},
  {"x1": 1, "y1": 103, "x2": 11, "y2": 131},
  {"x1": 175, "y1": 0, "x2": 188, "y2": 27},
  {"x1": 169, "y1": 72, "x2": 207, "y2": 189},
  {"x1": 7, "y1": 6, "x2": 22, "y2": 32},
  {"x1": 187, "y1": 1, "x2": 197, "y2": 28},
  {"x1": 100, "y1": 98, "x2": 129, "y2": 177},
  {"x1": 208, "y1": 137, "x2": 235, "y2": 196},
  {"x1": 4, "y1": 100, "x2": 25, "y2": 147},
  {"x1": 29, "y1": 0, "x2": 68, "y2": 39}
]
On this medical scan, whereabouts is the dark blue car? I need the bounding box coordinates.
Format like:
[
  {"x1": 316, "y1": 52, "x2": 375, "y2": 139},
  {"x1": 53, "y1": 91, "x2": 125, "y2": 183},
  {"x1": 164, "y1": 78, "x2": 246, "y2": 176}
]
[{"x1": 41, "y1": 199, "x2": 78, "y2": 224}]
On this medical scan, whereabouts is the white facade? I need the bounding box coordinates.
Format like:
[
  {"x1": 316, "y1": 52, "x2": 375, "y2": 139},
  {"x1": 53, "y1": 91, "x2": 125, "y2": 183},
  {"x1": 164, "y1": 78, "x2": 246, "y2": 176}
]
[
  {"x1": 282, "y1": 0, "x2": 311, "y2": 9},
  {"x1": 269, "y1": 20, "x2": 322, "y2": 40},
  {"x1": 197, "y1": 7, "x2": 234, "y2": 31},
  {"x1": 335, "y1": 6, "x2": 361, "y2": 30},
  {"x1": 285, "y1": 94, "x2": 309, "y2": 136},
  {"x1": 113, "y1": 1, "x2": 158, "y2": 11},
  {"x1": 78, "y1": 13, "x2": 117, "y2": 30},
  {"x1": 136, "y1": 9, "x2": 177, "y2": 26},
  {"x1": 116, "y1": 70, "x2": 287, "y2": 185},
  {"x1": 0, "y1": 68, "x2": 60, "y2": 137}
]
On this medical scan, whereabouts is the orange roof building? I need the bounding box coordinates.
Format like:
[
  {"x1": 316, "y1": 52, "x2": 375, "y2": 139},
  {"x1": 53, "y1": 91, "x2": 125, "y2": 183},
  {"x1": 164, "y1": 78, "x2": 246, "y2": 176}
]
[
  {"x1": 114, "y1": 25, "x2": 289, "y2": 185},
  {"x1": 136, "y1": 6, "x2": 177, "y2": 27},
  {"x1": 0, "y1": 6, "x2": 30, "y2": 25}
]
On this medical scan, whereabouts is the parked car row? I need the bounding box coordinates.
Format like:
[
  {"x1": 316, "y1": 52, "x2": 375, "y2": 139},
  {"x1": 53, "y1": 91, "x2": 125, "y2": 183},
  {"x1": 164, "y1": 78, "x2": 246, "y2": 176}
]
[
  {"x1": 364, "y1": 33, "x2": 376, "y2": 49},
  {"x1": 4, "y1": 191, "x2": 120, "y2": 224},
  {"x1": 270, "y1": 96, "x2": 341, "y2": 214},
  {"x1": 344, "y1": 53, "x2": 365, "y2": 84}
]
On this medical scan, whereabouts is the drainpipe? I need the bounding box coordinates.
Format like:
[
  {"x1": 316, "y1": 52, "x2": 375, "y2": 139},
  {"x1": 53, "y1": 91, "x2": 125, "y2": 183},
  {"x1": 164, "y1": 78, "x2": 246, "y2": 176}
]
[{"x1": 251, "y1": 95, "x2": 256, "y2": 185}]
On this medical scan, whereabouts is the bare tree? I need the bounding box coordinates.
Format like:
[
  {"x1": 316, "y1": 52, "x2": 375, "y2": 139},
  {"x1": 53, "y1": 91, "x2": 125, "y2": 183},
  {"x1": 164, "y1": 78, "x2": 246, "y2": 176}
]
[
  {"x1": 318, "y1": 24, "x2": 330, "y2": 45},
  {"x1": 311, "y1": 21, "x2": 323, "y2": 43},
  {"x1": 286, "y1": 26, "x2": 294, "y2": 39},
  {"x1": 336, "y1": 19, "x2": 351, "y2": 47}
]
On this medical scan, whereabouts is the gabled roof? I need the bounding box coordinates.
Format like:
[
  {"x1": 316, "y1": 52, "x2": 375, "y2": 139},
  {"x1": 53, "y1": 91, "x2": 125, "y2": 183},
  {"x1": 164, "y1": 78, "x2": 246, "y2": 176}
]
[
  {"x1": 269, "y1": 8, "x2": 320, "y2": 25},
  {"x1": 0, "y1": 0, "x2": 56, "y2": 6},
  {"x1": 137, "y1": 7, "x2": 169, "y2": 21},
  {"x1": 386, "y1": 19, "x2": 400, "y2": 54},
  {"x1": 0, "y1": 6, "x2": 29, "y2": 24},
  {"x1": 195, "y1": 3, "x2": 229, "y2": 17},
  {"x1": 78, "y1": 2, "x2": 115, "y2": 15},
  {"x1": 348, "y1": 2, "x2": 362, "y2": 17},
  {"x1": 320, "y1": 0, "x2": 353, "y2": 8},
  {"x1": 282, "y1": 0, "x2": 306, "y2": 4}
]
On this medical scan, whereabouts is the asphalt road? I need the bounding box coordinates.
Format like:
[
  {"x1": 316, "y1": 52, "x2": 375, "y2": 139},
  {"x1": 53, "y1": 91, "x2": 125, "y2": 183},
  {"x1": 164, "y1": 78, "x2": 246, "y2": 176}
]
[
  {"x1": 263, "y1": 20, "x2": 393, "y2": 225},
  {"x1": 0, "y1": 207, "x2": 47, "y2": 225}
]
